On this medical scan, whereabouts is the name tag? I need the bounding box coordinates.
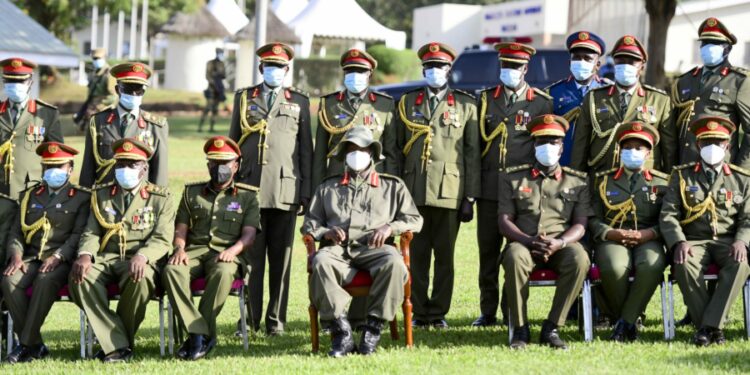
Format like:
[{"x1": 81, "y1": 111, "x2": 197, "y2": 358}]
[{"x1": 606, "y1": 191, "x2": 619, "y2": 196}]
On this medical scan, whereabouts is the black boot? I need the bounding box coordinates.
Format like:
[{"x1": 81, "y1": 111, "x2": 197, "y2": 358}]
[
  {"x1": 6, "y1": 344, "x2": 31, "y2": 364},
  {"x1": 710, "y1": 327, "x2": 726, "y2": 345},
  {"x1": 693, "y1": 327, "x2": 711, "y2": 347},
  {"x1": 358, "y1": 317, "x2": 384, "y2": 355},
  {"x1": 176, "y1": 336, "x2": 192, "y2": 360},
  {"x1": 540, "y1": 320, "x2": 567, "y2": 350},
  {"x1": 471, "y1": 315, "x2": 497, "y2": 327},
  {"x1": 610, "y1": 319, "x2": 637, "y2": 342},
  {"x1": 328, "y1": 316, "x2": 355, "y2": 358},
  {"x1": 188, "y1": 334, "x2": 214, "y2": 360},
  {"x1": 510, "y1": 325, "x2": 531, "y2": 350}
]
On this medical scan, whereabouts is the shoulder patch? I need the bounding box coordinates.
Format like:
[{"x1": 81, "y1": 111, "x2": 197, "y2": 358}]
[
  {"x1": 453, "y1": 89, "x2": 476, "y2": 100},
  {"x1": 649, "y1": 169, "x2": 670, "y2": 179},
  {"x1": 378, "y1": 173, "x2": 404, "y2": 183},
  {"x1": 35, "y1": 99, "x2": 57, "y2": 109},
  {"x1": 672, "y1": 162, "x2": 697, "y2": 171},
  {"x1": 679, "y1": 67, "x2": 701, "y2": 78},
  {"x1": 95, "y1": 105, "x2": 117, "y2": 116},
  {"x1": 600, "y1": 77, "x2": 614, "y2": 86},
  {"x1": 595, "y1": 167, "x2": 619, "y2": 178},
  {"x1": 70, "y1": 184, "x2": 92, "y2": 194},
  {"x1": 404, "y1": 87, "x2": 425, "y2": 97},
  {"x1": 562, "y1": 166, "x2": 588, "y2": 178},
  {"x1": 236, "y1": 84, "x2": 261, "y2": 95},
  {"x1": 532, "y1": 87, "x2": 552, "y2": 100},
  {"x1": 322, "y1": 174, "x2": 343, "y2": 184},
  {"x1": 235, "y1": 182, "x2": 259, "y2": 191},
  {"x1": 141, "y1": 110, "x2": 167, "y2": 127},
  {"x1": 372, "y1": 90, "x2": 393, "y2": 99},
  {"x1": 288, "y1": 86, "x2": 309, "y2": 98},
  {"x1": 185, "y1": 180, "x2": 210, "y2": 187},
  {"x1": 505, "y1": 164, "x2": 532, "y2": 173},
  {"x1": 729, "y1": 164, "x2": 750, "y2": 176},
  {"x1": 730, "y1": 66, "x2": 749, "y2": 76},
  {"x1": 145, "y1": 183, "x2": 169, "y2": 196},
  {"x1": 643, "y1": 84, "x2": 667, "y2": 95}
]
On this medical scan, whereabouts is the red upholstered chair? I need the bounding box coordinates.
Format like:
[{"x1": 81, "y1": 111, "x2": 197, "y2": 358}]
[{"x1": 304, "y1": 231, "x2": 413, "y2": 353}]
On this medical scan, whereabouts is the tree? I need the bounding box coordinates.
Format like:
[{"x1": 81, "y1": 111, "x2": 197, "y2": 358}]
[{"x1": 644, "y1": 0, "x2": 677, "y2": 88}]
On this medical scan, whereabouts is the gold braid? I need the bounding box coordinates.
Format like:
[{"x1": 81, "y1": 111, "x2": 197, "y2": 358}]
[
  {"x1": 0, "y1": 134, "x2": 15, "y2": 182},
  {"x1": 587, "y1": 94, "x2": 623, "y2": 168},
  {"x1": 399, "y1": 96, "x2": 432, "y2": 171},
  {"x1": 88, "y1": 116, "x2": 116, "y2": 184},
  {"x1": 670, "y1": 80, "x2": 696, "y2": 136},
  {"x1": 562, "y1": 106, "x2": 581, "y2": 123},
  {"x1": 318, "y1": 96, "x2": 358, "y2": 158},
  {"x1": 238, "y1": 89, "x2": 269, "y2": 163},
  {"x1": 479, "y1": 92, "x2": 509, "y2": 167},
  {"x1": 90, "y1": 191, "x2": 127, "y2": 259},
  {"x1": 19, "y1": 188, "x2": 51, "y2": 260},
  {"x1": 598, "y1": 175, "x2": 638, "y2": 229},
  {"x1": 678, "y1": 169, "x2": 718, "y2": 235}
]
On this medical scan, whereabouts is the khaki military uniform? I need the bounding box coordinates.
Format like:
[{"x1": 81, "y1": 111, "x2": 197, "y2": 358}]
[
  {"x1": 229, "y1": 83, "x2": 312, "y2": 333},
  {"x1": 671, "y1": 62, "x2": 750, "y2": 167},
  {"x1": 571, "y1": 84, "x2": 677, "y2": 174},
  {"x1": 69, "y1": 181, "x2": 176, "y2": 353},
  {"x1": 476, "y1": 84, "x2": 553, "y2": 318},
  {"x1": 0, "y1": 99, "x2": 63, "y2": 197},
  {"x1": 163, "y1": 181, "x2": 261, "y2": 338},
  {"x1": 394, "y1": 87, "x2": 481, "y2": 321},
  {"x1": 660, "y1": 162, "x2": 750, "y2": 328},
  {"x1": 1, "y1": 182, "x2": 90, "y2": 346},
  {"x1": 303, "y1": 170, "x2": 423, "y2": 321},
  {"x1": 498, "y1": 164, "x2": 593, "y2": 327},
  {"x1": 84, "y1": 65, "x2": 117, "y2": 119},
  {"x1": 79, "y1": 107, "x2": 169, "y2": 187},
  {"x1": 590, "y1": 167, "x2": 668, "y2": 323}
]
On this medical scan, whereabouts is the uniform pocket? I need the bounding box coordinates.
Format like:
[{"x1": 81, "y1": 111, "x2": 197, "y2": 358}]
[
  {"x1": 277, "y1": 104, "x2": 301, "y2": 133},
  {"x1": 439, "y1": 162, "x2": 462, "y2": 199},
  {"x1": 279, "y1": 166, "x2": 299, "y2": 204},
  {"x1": 219, "y1": 211, "x2": 243, "y2": 235}
]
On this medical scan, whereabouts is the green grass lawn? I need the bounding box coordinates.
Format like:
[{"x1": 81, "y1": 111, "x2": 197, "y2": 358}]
[{"x1": 6, "y1": 116, "x2": 750, "y2": 373}]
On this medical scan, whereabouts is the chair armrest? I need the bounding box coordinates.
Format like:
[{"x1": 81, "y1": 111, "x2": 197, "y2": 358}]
[
  {"x1": 303, "y1": 233, "x2": 317, "y2": 274},
  {"x1": 399, "y1": 231, "x2": 413, "y2": 270}
]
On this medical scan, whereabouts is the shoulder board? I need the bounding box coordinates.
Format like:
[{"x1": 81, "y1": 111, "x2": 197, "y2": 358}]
[
  {"x1": 595, "y1": 167, "x2": 619, "y2": 178},
  {"x1": 145, "y1": 183, "x2": 169, "y2": 196},
  {"x1": 95, "y1": 105, "x2": 117, "y2": 116},
  {"x1": 404, "y1": 87, "x2": 424, "y2": 97},
  {"x1": 562, "y1": 166, "x2": 588, "y2": 178},
  {"x1": 531, "y1": 87, "x2": 552, "y2": 100},
  {"x1": 322, "y1": 91, "x2": 340, "y2": 99},
  {"x1": 236, "y1": 84, "x2": 261, "y2": 95},
  {"x1": 35, "y1": 99, "x2": 57, "y2": 109},
  {"x1": 679, "y1": 67, "x2": 701, "y2": 78},
  {"x1": 592, "y1": 83, "x2": 614, "y2": 92},
  {"x1": 372, "y1": 90, "x2": 393, "y2": 99},
  {"x1": 649, "y1": 169, "x2": 670, "y2": 179},
  {"x1": 643, "y1": 84, "x2": 667, "y2": 95},
  {"x1": 0, "y1": 191, "x2": 17, "y2": 204},
  {"x1": 672, "y1": 162, "x2": 697, "y2": 171},
  {"x1": 141, "y1": 110, "x2": 167, "y2": 127},
  {"x1": 453, "y1": 89, "x2": 476, "y2": 100},
  {"x1": 729, "y1": 164, "x2": 750, "y2": 176},
  {"x1": 185, "y1": 180, "x2": 210, "y2": 187},
  {"x1": 544, "y1": 78, "x2": 566, "y2": 91},
  {"x1": 92, "y1": 181, "x2": 116, "y2": 190},
  {"x1": 235, "y1": 182, "x2": 259, "y2": 191},
  {"x1": 70, "y1": 184, "x2": 91, "y2": 193},
  {"x1": 505, "y1": 164, "x2": 532, "y2": 173},
  {"x1": 730, "y1": 66, "x2": 749, "y2": 76},
  {"x1": 378, "y1": 173, "x2": 404, "y2": 183},
  {"x1": 600, "y1": 77, "x2": 614, "y2": 85},
  {"x1": 287, "y1": 86, "x2": 309, "y2": 98},
  {"x1": 322, "y1": 174, "x2": 343, "y2": 183}
]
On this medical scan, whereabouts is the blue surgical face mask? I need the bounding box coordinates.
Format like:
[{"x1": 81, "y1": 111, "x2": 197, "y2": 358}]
[
  {"x1": 570, "y1": 60, "x2": 595, "y2": 81},
  {"x1": 500, "y1": 68, "x2": 523, "y2": 89},
  {"x1": 621, "y1": 148, "x2": 647, "y2": 169},
  {"x1": 115, "y1": 167, "x2": 142, "y2": 190},
  {"x1": 43, "y1": 168, "x2": 69, "y2": 189},
  {"x1": 4, "y1": 82, "x2": 29, "y2": 103},
  {"x1": 425, "y1": 68, "x2": 448, "y2": 88},
  {"x1": 700, "y1": 44, "x2": 726, "y2": 67},
  {"x1": 119, "y1": 93, "x2": 143, "y2": 111},
  {"x1": 92, "y1": 58, "x2": 105, "y2": 70},
  {"x1": 535, "y1": 143, "x2": 562, "y2": 167},
  {"x1": 344, "y1": 72, "x2": 369, "y2": 94},
  {"x1": 263, "y1": 66, "x2": 286, "y2": 87},
  {"x1": 614, "y1": 64, "x2": 639, "y2": 86}
]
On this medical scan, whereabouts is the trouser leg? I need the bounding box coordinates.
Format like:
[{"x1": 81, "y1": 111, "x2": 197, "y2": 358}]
[
  {"x1": 427, "y1": 207, "x2": 459, "y2": 320},
  {"x1": 502, "y1": 242, "x2": 534, "y2": 327},
  {"x1": 199, "y1": 258, "x2": 240, "y2": 338},
  {"x1": 264, "y1": 208, "x2": 296, "y2": 332},
  {"x1": 114, "y1": 259, "x2": 157, "y2": 347},
  {"x1": 595, "y1": 242, "x2": 632, "y2": 320},
  {"x1": 20, "y1": 262, "x2": 71, "y2": 345},
  {"x1": 351, "y1": 245, "x2": 408, "y2": 322},
  {"x1": 546, "y1": 243, "x2": 590, "y2": 327},
  {"x1": 673, "y1": 241, "x2": 710, "y2": 328},
  {"x1": 410, "y1": 206, "x2": 432, "y2": 321},
  {"x1": 702, "y1": 240, "x2": 750, "y2": 328},
  {"x1": 0, "y1": 261, "x2": 41, "y2": 340},
  {"x1": 163, "y1": 253, "x2": 206, "y2": 335},
  {"x1": 476, "y1": 199, "x2": 503, "y2": 317},
  {"x1": 620, "y1": 241, "x2": 666, "y2": 324},
  {"x1": 310, "y1": 246, "x2": 353, "y2": 321}
]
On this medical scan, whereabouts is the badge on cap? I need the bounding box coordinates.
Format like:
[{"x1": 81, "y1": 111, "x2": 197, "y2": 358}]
[
  {"x1": 350, "y1": 50, "x2": 360, "y2": 57},
  {"x1": 429, "y1": 44, "x2": 440, "y2": 53},
  {"x1": 133, "y1": 64, "x2": 143, "y2": 73},
  {"x1": 632, "y1": 123, "x2": 642, "y2": 131},
  {"x1": 214, "y1": 139, "x2": 225, "y2": 148},
  {"x1": 48, "y1": 144, "x2": 59, "y2": 153},
  {"x1": 579, "y1": 32, "x2": 589, "y2": 40},
  {"x1": 510, "y1": 44, "x2": 520, "y2": 50},
  {"x1": 272, "y1": 45, "x2": 282, "y2": 54},
  {"x1": 707, "y1": 18, "x2": 718, "y2": 27},
  {"x1": 707, "y1": 121, "x2": 719, "y2": 130},
  {"x1": 11, "y1": 60, "x2": 22, "y2": 68},
  {"x1": 123, "y1": 142, "x2": 134, "y2": 151},
  {"x1": 543, "y1": 114, "x2": 554, "y2": 124},
  {"x1": 624, "y1": 36, "x2": 635, "y2": 45}
]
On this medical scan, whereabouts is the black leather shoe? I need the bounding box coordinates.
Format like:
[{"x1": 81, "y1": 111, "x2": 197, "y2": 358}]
[
  {"x1": 710, "y1": 327, "x2": 726, "y2": 345},
  {"x1": 93, "y1": 350, "x2": 105, "y2": 361},
  {"x1": 540, "y1": 320, "x2": 568, "y2": 350},
  {"x1": 6, "y1": 344, "x2": 31, "y2": 364},
  {"x1": 693, "y1": 327, "x2": 711, "y2": 347},
  {"x1": 509, "y1": 325, "x2": 530, "y2": 350},
  {"x1": 609, "y1": 319, "x2": 637, "y2": 342},
  {"x1": 358, "y1": 317, "x2": 384, "y2": 355},
  {"x1": 188, "y1": 334, "x2": 215, "y2": 361},
  {"x1": 176, "y1": 337, "x2": 191, "y2": 360},
  {"x1": 329, "y1": 316, "x2": 356, "y2": 357},
  {"x1": 431, "y1": 319, "x2": 448, "y2": 329},
  {"x1": 102, "y1": 348, "x2": 133, "y2": 363},
  {"x1": 412, "y1": 319, "x2": 429, "y2": 329},
  {"x1": 27, "y1": 344, "x2": 50, "y2": 360},
  {"x1": 676, "y1": 313, "x2": 692, "y2": 327},
  {"x1": 471, "y1": 315, "x2": 497, "y2": 327}
]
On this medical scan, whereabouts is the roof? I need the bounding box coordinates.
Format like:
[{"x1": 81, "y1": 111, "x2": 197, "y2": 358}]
[
  {"x1": 0, "y1": 0, "x2": 78, "y2": 67},
  {"x1": 161, "y1": 7, "x2": 232, "y2": 38},
  {"x1": 271, "y1": 0, "x2": 309, "y2": 23},
  {"x1": 234, "y1": 9, "x2": 301, "y2": 44}
]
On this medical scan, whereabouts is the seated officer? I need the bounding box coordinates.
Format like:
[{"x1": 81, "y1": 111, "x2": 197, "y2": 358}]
[
  {"x1": 1, "y1": 142, "x2": 90, "y2": 363},
  {"x1": 303, "y1": 127, "x2": 423, "y2": 357},
  {"x1": 163, "y1": 136, "x2": 260, "y2": 361},
  {"x1": 590, "y1": 123, "x2": 668, "y2": 342},
  {"x1": 498, "y1": 114, "x2": 593, "y2": 350},
  {"x1": 69, "y1": 138, "x2": 176, "y2": 362},
  {"x1": 660, "y1": 116, "x2": 750, "y2": 346}
]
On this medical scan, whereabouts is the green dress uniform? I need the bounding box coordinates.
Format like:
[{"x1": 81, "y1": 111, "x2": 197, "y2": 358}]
[
  {"x1": 228, "y1": 43, "x2": 313, "y2": 334},
  {"x1": 395, "y1": 65, "x2": 481, "y2": 322},
  {"x1": 199, "y1": 57, "x2": 226, "y2": 132},
  {"x1": 163, "y1": 181, "x2": 260, "y2": 339}
]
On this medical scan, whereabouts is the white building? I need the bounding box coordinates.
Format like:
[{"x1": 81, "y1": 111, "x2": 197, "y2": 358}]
[{"x1": 71, "y1": 17, "x2": 135, "y2": 59}]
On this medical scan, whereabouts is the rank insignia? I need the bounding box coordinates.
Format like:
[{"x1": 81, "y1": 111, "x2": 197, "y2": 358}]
[{"x1": 227, "y1": 201, "x2": 242, "y2": 213}]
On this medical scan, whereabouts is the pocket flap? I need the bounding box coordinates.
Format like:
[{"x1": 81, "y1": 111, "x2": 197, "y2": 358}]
[{"x1": 444, "y1": 162, "x2": 461, "y2": 176}]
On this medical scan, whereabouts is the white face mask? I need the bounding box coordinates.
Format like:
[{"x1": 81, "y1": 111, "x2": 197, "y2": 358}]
[
  {"x1": 570, "y1": 60, "x2": 595, "y2": 81},
  {"x1": 614, "y1": 64, "x2": 639, "y2": 86},
  {"x1": 700, "y1": 144, "x2": 726, "y2": 165},
  {"x1": 115, "y1": 167, "x2": 142, "y2": 190},
  {"x1": 263, "y1": 66, "x2": 286, "y2": 87},
  {"x1": 4, "y1": 82, "x2": 29, "y2": 103},
  {"x1": 621, "y1": 148, "x2": 647, "y2": 169},
  {"x1": 344, "y1": 72, "x2": 369, "y2": 94},
  {"x1": 500, "y1": 68, "x2": 523, "y2": 89},
  {"x1": 425, "y1": 68, "x2": 448, "y2": 88},
  {"x1": 700, "y1": 44, "x2": 726, "y2": 67},
  {"x1": 535, "y1": 143, "x2": 562, "y2": 167},
  {"x1": 345, "y1": 150, "x2": 371, "y2": 172}
]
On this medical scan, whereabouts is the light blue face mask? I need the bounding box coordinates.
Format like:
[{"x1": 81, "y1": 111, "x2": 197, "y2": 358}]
[
  {"x1": 115, "y1": 167, "x2": 142, "y2": 190},
  {"x1": 43, "y1": 168, "x2": 69, "y2": 189},
  {"x1": 119, "y1": 93, "x2": 143, "y2": 111},
  {"x1": 263, "y1": 66, "x2": 286, "y2": 87},
  {"x1": 614, "y1": 64, "x2": 639, "y2": 86},
  {"x1": 424, "y1": 68, "x2": 448, "y2": 88},
  {"x1": 700, "y1": 44, "x2": 726, "y2": 67},
  {"x1": 621, "y1": 148, "x2": 647, "y2": 169},
  {"x1": 500, "y1": 68, "x2": 523, "y2": 89},
  {"x1": 92, "y1": 58, "x2": 105, "y2": 70},
  {"x1": 570, "y1": 60, "x2": 595, "y2": 81},
  {"x1": 4, "y1": 83, "x2": 29, "y2": 103},
  {"x1": 535, "y1": 143, "x2": 562, "y2": 167},
  {"x1": 344, "y1": 72, "x2": 369, "y2": 94}
]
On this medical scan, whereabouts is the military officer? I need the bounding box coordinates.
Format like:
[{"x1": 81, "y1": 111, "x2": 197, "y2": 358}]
[
  {"x1": 70, "y1": 138, "x2": 176, "y2": 362},
  {"x1": 199, "y1": 48, "x2": 227, "y2": 133},
  {"x1": 671, "y1": 17, "x2": 750, "y2": 168},
  {"x1": 2, "y1": 142, "x2": 90, "y2": 363},
  {"x1": 571, "y1": 35, "x2": 677, "y2": 175},
  {"x1": 74, "y1": 48, "x2": 117, "y2": 129},
  {"x1": 660, "y1": 116, "x2": 750, "y2": 346},
  {"x1": 0, "y1": 57, "x2": 63, "y2": 197},
  {"x1": 229, "y1": 42, "x2": 312, "y2": 335},
  {"x1": 472, "y1": 42, "x2": 553, "y2": 327},
  {"x1": 313, "y1": 48, "x2": 398, "y2": 188},
  {"x1": 499, "y1": 114, "x2": 592, "y2": 350},
  {"x1": 79, "y1": 62, "x2": 169, "y2": 188},
  {"x1": 394, "y1": 42, "x2": 480, "y2": 328},
  {"x1": 546, "y1": 31, "x2": 610, "y2": 166},
  {"x1": 303, "y1": 127, "x2": 423, "y2": 357},
  {"x1": 163, "y1": 136, "x2": 260, "y2": 360},
  {"x1": 590, "y1": 122, "x2": 668, "y2": 342}
]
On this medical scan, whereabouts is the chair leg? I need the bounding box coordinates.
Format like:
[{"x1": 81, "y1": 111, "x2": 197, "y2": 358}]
[
  {"x1": 668, "y1": 280, "x2": 676, "y2": 340},
  {"x1": 309, "y1": 304, "x2": 319, "y2": 353},
  {"x1": 743, "y1": 279, "x2": 750, "y2": 339},
  {"x1": 403, "y1": 297, "x2": 413, "y2": 348},
  {"x1": 159, "y1": 297, "x2": 165, "y2": 357},
  {"x1": 6, "y1": 311, "x2": 13, "y2": 355},
  {"x1": 166, "y1": 298, "x2": 174, "y2": 355},
  {"x1": 507, "y1": 314, "x2": 514, "y2": 346},
  {"x1": 79, "y1": 310, "x2": 86, "y2": 359},
  {"x1": 660, "y1": 280, "x2": 669, "y2": 341},
  {"x1": 86, "y1": 318, "x2": 93, "y2": 357},
  {"x1": 239, "y1": 285, "x2": 249, "y2": 351},
  {"x1": 389, "y1": 317, "x2": 399, "y2": 340},
  {"x1": 582, "y1": 279, "x2": 593, "y2": 342}
]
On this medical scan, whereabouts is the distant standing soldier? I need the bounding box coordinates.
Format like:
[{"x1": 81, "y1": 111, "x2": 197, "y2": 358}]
[
  {"x1": 74, "y1": 48, "x2": 117, "y2": 130},
  {"x1": 199, "y1": 48, "x2": 227, "y2": 133}
]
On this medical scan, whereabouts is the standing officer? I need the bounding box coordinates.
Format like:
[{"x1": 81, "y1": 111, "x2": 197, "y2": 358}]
[
  {"x1": 69, "y1": 138, "x2": 176, "y2": 362},
  {"x1": 163, "y1": 136, "x2": 260, "y2": 360},
  {"x1": 0, "y1": 57, "x2": 63, "y2": 197},
  {"x1": 229, "y1": 42, "x2": 312, "y2": 335},
  {"x1": 2, "y1": 142, "x2": 90, "y2": 363},
  {"x1": 394, "y1": 42, "x2": 480, "y2": 328},
  {"x1": 79, "y1": 62, "x2": 169, "y2": 188},
  {"x1": 499, "y1": 114, "x2": 592, "y2": 350},
  {"x1": 671, "y1": 17, "x2": 750, "y2": 167},
  {"x1": 313, "y1": 48, "x2": 398, "y2": 188},
  {"x1": 590, "y1": 123, "x2": 668, "y2": 342},
  {"x1": 571, "y1": 35, "x2": 677, "y2": 175},
  {"x1": 472, "y1": 42, "x2": 553, "y2": 327},
  {"x1": 199, "y1": 48, "x2": 227, "y2": 133},
  {"x1": 546, "y1": 31, "x2": 610, "y2": 166},
  {"x1": 304, "y1": 127, "x2": 423, "y2": 357},
  {"x1": 74, "y1": 48, "x2": 117, "y2": 129},
  {"x1": 660, "y1": 116, "x2": 750, "y2": 346}
]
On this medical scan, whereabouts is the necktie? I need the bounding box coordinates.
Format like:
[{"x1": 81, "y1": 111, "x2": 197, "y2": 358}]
[
  {"x1": 620, "y1": 93, "x2": 630, "y2": 117},
  {"x1": 706, "y1": 168, "x2": 717, "y2": 185},
  {"x1": 701, "y1": 70, "x2": 711, "y2": 86},
  {"x1": 509, "y1": 93, "x2": 518, "y2": 106},
  {"x1": 267, "y1": 91, "x2": 276, "y2": 109},
  {"x1": 124, "y1": 193, "x2": 132, "y2": 208},
  {"x1": 629, "y1": 173, "x2": 639, "y2": 192},
  {"x1": 10, "y1": 103, "x2": 19, "y2": 125},
  {"x1": 581, "y1": 86, "x2": 588, "y2": 96},
  {"x1": 430, "y1": 95, "x2": 439, "y2": 114},
  {"x1": 350, "y1": 97, "x2": 361, "y2": 111},
  {"x1": 120, "y1": 114, "x2": 133, "y2": 136}
]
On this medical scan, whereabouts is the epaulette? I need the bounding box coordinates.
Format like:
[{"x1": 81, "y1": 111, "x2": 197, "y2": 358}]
[
  {"x1": 322, "y1": 174, "x2": 343, "y2": 184},
  {"x1": 595, "y1": 167, "x2": 619, "y2": 178},
  {"x1": 730, "y1": 66, "x2": 749, "y2": 76},
  {"x1": 672, "y1": 162, "x2": 697, "y2": 171},
  {"x1": 562, "y1": 166, "x2": 588, "y2": 178},
  {"x1": 679, "y1": 66, "x2": 701, "y2": 78},
  {"x1": 505, "y1": 164, "x2": 532, "y2": 173},
  {"x1": 0, "y1": 191, "x2": 17, "y2": 204},
  {"x1": 377, "y1": 173, "x2": 404, "y2": 183},
  {"x1": 372, "y1": 90, "x2": 393, "y2": 99},
  {"x1": 729, "y1": 164, "x2": 750, "y2": 176},
  {"x1": 141, "y1": 110, "x2": 167, "y2": 127},
  {"x1": 70, "y1": 184, "x2": 92, "y2": 194},
  {"x1": 600, "y1": 77, "x2": 614, "y2": 85},
  {"x1": 92, "y1": 181, "x2": 116, "y2": 190},
  {"x1": 236, "y1": 84, "x2": 261, "y2": 94},
  {"x1": 322, "y1": 90, "x2": 340, "y2": 99},
  {"x1": 287, "y1": 86, "x2": 309, "y2": 98},
  {"x1": 235, "y1": 182, "x2": 259, "y2": 191},
  {"x1": 145, "y1": 183, "x2": 169, "y2": 196},
  {"x1": 592, "y1": 83, "x2": 614, "y2": 91},
  {"x1": 544, "y1": 78, "x2": 566, "y2": 91},
  {"x1": 532, "y1": 87, "x2": 552, "y2": 100},
  {"x1": 404, "y1": 87, "x2": 425, "y2": 97},
  {"x1": 35, "y1": 99, "x2": 57, "y2": 109},
  {"x1": 185, "y1": 180, "x2": 210, "y2": 187},
  {"x1": 453, "y1": 89, "x2": 476, "y2": 100},
  {"x1": 643, "y1": 84, "x2": 667, "y2": 95},
  {"x1": 649, "y1": 169, "x2": 670, "y2": 179},
  {"x1": 95, "y1": 105, "x2": 117, "y2": 116}
]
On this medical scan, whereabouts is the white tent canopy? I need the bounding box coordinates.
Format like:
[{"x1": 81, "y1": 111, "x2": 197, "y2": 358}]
[
  {"x1": 271, "y1": 0, "x2": 308, "y2": 24},
  {"x1": 286, "y1": 0, "x2": 406, "y2": 57}
]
